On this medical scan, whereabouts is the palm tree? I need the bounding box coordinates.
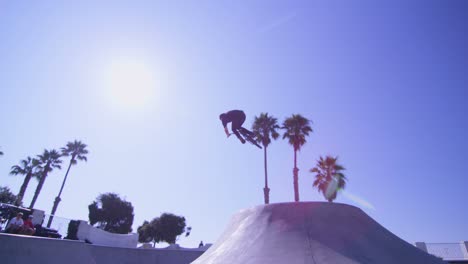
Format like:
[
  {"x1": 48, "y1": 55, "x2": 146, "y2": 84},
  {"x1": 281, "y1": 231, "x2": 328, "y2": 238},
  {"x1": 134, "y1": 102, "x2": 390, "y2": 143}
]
[
  {"x1": 47, "y1": 140, "x2": 88, "y2": 227},
  {"x1": 10, "y1": 157, "x2": 40, "y2": 206},
  {"x1": 282, "y1": 114, "x2": 312, "y2": 202},
  {"x1": 29, "y1": 149, "x2": 62, "y2": 208},
  {"x1": 252, "y1": 113, "x2": 280, "y2": 204},
  {"x1": 311, "y1": 156, "x2": 347, "y2": 202}
]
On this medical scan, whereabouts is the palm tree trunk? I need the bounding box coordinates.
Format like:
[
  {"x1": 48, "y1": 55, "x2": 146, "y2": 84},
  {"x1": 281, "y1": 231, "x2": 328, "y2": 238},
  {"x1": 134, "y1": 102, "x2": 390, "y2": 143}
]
[
  {"x1": 15, "y1": 172, "x2": 32, "y2": 206},
  {"x1": 47, "y1": 158, "x2": 73, "y2": 227},
  {"x1": 47, "y1": 197, "x2": 61, "y2": 227},
  {"x1": 30, "y1": 169, "x2": 48, "y2": 208},
  {"x1": 293, "y1": 148, "x2": 299, "y2": 202},
  {"x1": 263, "y1": 146, "x2": 270, "y2": 204}
]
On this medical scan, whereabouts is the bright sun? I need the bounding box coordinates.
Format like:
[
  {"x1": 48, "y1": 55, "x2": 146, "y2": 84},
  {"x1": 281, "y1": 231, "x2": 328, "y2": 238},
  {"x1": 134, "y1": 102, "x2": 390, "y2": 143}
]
[{"x1": 104, "y1": 58, "x2": 155, "y2": 111}]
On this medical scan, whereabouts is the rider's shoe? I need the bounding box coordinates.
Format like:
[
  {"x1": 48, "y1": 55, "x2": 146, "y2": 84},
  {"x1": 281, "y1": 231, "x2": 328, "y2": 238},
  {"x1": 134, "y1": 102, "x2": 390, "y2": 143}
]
[{"x1": 240, "y1": 138, "x2": 246, "y2": 144}]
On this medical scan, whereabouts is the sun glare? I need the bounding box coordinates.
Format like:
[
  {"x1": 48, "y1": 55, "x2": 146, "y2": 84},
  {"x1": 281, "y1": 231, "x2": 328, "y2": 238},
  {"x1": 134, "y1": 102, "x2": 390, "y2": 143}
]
[{"x1": 104, "y1": 58, "x2": 156, "y2": 111}]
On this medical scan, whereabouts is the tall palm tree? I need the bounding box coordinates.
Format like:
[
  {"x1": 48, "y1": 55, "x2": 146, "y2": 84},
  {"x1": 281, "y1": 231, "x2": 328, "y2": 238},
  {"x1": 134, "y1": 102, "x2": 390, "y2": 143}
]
[
  {"x1": 282, "y1": 114, "x2": 312, "y2": 202},
  {"x1": 47, "y1": 140, "x2": 88, "y2": 227},
  {"x1": 252, "y1": 113, "x2": 280, "y2": 204},
  {"x1": 311, "y1": 156, "x2": 347, "y2": 202},
  {"x1": 29, "y1": 149, "x2": 62, "y2": 208},
  {"x1": 10, "y1": 157, "x2": 40, "y2": 206}
]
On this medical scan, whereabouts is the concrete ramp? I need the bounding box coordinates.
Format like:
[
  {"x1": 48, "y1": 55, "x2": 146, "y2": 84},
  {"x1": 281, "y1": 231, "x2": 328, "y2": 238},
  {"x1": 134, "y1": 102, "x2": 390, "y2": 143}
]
[{"x1": 192, "y1": 202, "x2": 446, "y2": 264}]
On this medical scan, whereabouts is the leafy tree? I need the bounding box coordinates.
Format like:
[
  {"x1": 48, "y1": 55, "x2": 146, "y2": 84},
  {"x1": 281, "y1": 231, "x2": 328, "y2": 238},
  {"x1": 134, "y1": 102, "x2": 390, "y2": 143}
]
[
  {"x1": 154, "y1": 213, "x2": 190, "y2": 244},
  {"x1": 0, "y1": 186, "x2": 19, "y2": 205},
  {"x1": 138, "y1": 220, "x2": 157, "y2": 246},
  {"x1": 282, "y1": 114, "x2": 313, "y2": 202},
  {"x1": 311, "y1": 156, "x2": 347, "y2": 202},
  {"x1": 47, "y1": 140, "x2": 88, "y2": 227},
  {"x1": 137, "y1": 213, "x2": 191, "y2": 246},
  {"x1": 29, "y1": 149, "x2": 62, "y2": 208},
  {"x1": 88, "y1": 193, "x2": 134, "y2": 234},
  {"x1": 10, "y1": 157, "x2": 40, "y2": 206},
  {"x1": 252, "y1": 113, "x2": 280, "y2": 204}
]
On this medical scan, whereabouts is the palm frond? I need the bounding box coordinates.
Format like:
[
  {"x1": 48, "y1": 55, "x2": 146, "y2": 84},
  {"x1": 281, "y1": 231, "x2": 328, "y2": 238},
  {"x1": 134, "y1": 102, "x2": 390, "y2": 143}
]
[
  {"x1": 312, "y1": 178, "x2": 321, "y2": 187},
  {"x1": 61, "y1": 140, "x2": 89, "y2": 164},
  {"x1": 252, "y1": 113, "x2": 280, "y2": 147},
  {"x1": 282, "y1": 114, "x2": 313, "y2": 151},
  {"x1": 310, "y1": 155, "x2": 347, "y2": 202},
  {"x1": 10, "y1": 165, "x2": 23, "y2": 175}
]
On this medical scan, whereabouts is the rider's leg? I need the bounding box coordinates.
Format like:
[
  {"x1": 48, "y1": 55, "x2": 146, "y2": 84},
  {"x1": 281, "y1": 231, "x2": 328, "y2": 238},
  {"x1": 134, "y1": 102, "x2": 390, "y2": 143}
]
[
  {"x1": 232, "y1": 119, "x2": 246, "y2": 144},
  {"x1": 232, "y1": 128, "x2": 246, "y2": 144},
  {"x1": 239, "y1": 127, "x2": 254, "y2": 136}
]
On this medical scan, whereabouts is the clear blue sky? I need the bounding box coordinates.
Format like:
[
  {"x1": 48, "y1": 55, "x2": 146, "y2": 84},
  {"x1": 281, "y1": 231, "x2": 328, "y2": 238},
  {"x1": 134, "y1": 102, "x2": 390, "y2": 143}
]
[{"x1": 1, "y1": 1, "x2": 467, "y2": 247}]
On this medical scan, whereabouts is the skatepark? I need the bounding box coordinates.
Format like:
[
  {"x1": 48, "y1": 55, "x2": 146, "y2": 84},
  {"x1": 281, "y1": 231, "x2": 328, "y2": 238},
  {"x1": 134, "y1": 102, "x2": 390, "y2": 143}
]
[{"x1": 2, "y1": 201, "x2": 462, "y2": 264}]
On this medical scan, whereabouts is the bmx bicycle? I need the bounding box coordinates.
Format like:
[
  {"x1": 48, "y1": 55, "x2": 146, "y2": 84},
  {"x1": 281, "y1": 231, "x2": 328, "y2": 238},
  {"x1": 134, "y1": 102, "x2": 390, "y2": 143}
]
[{"x1": 229, "y1": 128, "x2": 262, "y2": 149}]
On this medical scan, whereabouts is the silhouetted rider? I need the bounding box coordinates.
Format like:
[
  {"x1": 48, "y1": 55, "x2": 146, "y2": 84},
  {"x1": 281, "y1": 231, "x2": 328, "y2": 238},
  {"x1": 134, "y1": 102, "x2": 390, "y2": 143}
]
[{"x1": 219, "y1": 110, "x2": 254, "y2": 144}]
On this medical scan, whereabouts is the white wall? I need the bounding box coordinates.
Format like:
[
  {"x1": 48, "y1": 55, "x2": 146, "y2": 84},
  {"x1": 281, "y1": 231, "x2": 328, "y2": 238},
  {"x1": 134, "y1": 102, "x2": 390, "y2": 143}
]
[{"x1": 76, "y1": 220, "x2": 138, "y2": 248}]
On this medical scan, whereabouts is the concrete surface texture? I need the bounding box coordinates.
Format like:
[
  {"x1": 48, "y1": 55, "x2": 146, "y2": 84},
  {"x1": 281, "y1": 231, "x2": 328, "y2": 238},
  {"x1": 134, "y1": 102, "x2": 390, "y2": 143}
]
[
  {"x1": 0, "y1": 233, "x2": 204, "y2": 264},
  {"x1": 192, "y1": 202, "x2": 446, "y2": 264}
]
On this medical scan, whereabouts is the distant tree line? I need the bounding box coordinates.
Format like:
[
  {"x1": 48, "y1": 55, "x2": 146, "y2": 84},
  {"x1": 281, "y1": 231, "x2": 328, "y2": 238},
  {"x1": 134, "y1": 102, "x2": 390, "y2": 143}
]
[{"x1": 86, "y1": 192, "x2": 191, "y2": 244}]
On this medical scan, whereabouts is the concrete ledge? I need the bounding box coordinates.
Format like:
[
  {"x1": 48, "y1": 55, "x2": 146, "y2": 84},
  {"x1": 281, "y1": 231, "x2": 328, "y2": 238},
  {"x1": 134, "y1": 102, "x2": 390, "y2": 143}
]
[
  {"x1": 0, "y1": 233, "x2": 93, "y2": 264},
  {"x1": 0, "y1": 233, "x2": 204, "y2": 264}
]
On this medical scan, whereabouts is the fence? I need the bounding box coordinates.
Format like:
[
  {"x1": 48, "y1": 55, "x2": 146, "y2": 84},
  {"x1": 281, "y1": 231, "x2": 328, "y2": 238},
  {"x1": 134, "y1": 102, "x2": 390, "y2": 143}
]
[{"x1": 42, "y1": 213, "x2": 73, "y2": 237}]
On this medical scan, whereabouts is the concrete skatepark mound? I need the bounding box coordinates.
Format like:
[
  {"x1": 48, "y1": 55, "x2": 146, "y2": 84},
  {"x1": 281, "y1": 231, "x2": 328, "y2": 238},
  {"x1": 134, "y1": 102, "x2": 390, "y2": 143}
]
[{"x1": 192, "y1": 202, "x2": 445, "y2": 264}]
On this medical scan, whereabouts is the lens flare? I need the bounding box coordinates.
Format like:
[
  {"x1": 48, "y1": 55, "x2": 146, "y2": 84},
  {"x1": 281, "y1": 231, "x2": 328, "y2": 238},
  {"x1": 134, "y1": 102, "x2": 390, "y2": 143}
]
[{"x1": 341, "y1": 190, "x2": 375, "y2": 210}]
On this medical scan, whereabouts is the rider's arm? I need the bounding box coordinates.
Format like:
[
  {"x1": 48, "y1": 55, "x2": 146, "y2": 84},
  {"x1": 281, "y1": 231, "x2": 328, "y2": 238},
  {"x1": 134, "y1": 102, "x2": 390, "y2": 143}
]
[{"x1": 221, "y1": 117, "x2": 230, "y2": 137}]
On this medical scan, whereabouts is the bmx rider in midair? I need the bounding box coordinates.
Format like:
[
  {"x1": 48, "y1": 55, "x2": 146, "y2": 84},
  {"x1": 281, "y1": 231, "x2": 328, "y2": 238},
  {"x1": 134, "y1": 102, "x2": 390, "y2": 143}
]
[{"x1": 219, "y1": 110, "x2": 254, "y2": 144}]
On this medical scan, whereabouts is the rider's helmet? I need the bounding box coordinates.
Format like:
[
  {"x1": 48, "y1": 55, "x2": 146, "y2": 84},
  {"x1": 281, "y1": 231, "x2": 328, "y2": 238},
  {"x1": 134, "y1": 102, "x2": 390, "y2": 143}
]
[{"x1": 219, "y1": 113, "x2": 226, "y2": 121}]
